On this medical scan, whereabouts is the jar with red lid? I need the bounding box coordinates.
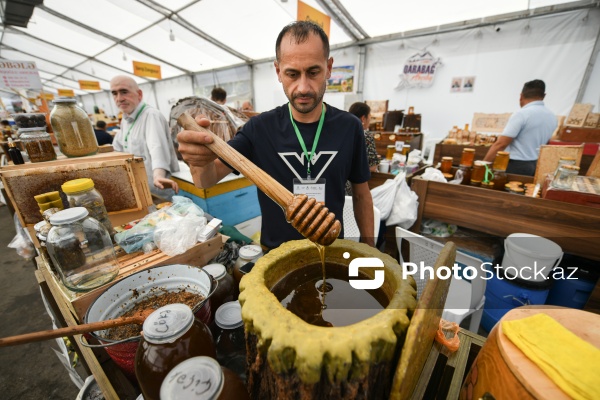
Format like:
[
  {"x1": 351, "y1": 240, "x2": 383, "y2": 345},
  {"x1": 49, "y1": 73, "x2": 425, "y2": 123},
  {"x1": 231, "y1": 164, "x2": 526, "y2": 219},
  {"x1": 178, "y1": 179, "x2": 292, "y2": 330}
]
[
  {"x1": 160, "y1": 356, "x2": 249, "y2": 400},
  {"x1": 135, "y1": 304, "x2": 217, "y2": 400}
]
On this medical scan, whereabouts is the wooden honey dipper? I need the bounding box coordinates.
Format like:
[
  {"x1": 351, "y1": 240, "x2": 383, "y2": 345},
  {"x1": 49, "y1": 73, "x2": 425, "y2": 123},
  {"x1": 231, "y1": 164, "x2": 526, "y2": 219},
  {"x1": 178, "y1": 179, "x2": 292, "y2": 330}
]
[
  {"x1": 177, "y1": 113, "x2": 341, "y2": 246},
  {"x1": 0, "y1": 309, "x2": 153, "y2": 347}
]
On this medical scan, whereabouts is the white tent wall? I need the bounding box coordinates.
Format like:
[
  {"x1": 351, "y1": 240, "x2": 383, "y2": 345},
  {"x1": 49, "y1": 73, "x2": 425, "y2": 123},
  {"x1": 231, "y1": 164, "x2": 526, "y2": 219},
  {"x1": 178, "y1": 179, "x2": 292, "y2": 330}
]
[
  {"x1": 581, "y1": 37, "x2": 600, "y2": 108},
  {"x1": 362, "y1": 9, "x2": 600, "y2": 140},
  {"x1": 76, "y1": 8, "x2": 599, "y2": 141},
  {"x1": 154, "y1": 75, "x2": 194, "y2": 117}
]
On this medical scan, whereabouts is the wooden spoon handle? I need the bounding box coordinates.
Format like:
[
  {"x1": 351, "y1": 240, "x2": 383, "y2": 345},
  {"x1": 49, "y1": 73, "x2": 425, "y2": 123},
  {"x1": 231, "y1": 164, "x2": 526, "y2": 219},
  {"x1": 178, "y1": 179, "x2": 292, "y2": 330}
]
[
  {"x1": 177, "y1": 113, "x2": 294, "y2": 208},
  {"x1": 0, "y1": 316, "x2": 144, "y2": 347}
]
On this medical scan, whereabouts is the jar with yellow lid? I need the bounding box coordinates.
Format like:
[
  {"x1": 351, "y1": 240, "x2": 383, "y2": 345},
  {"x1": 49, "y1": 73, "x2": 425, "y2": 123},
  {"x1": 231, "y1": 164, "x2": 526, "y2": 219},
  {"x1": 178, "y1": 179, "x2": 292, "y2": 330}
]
[
  {"x1": 62, "y1": 178, "x2": 114, "y2": 237},
  {"x1": 509, "y1": 187, "x2": 525, "y2": 195},
  {"x1": 492, "y1": 151, "x2": 510, "y2": 171},
  {"x1": 480, "y1": 181, "x2": 495, "y2": 189},
  {"x1": 50, "y1": 98, "x2": 98, "y2": 157}
]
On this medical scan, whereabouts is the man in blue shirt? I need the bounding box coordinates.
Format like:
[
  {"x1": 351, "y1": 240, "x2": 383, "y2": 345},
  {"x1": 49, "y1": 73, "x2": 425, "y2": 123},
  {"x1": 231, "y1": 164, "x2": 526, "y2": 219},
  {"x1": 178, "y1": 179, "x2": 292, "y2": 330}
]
[{"x1": 484, "y1": 79, "x2": 557, "y2": 176}]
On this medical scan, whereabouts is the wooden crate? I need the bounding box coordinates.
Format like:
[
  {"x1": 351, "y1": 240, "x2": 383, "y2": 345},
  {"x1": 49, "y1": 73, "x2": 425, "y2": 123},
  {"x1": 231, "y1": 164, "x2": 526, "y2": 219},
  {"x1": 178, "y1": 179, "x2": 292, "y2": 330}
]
[
  {"x1": 0, "y1": 152, "x2": 152, "y2": 229},
  {"x1": 558, "y1": 126, "x2": 600, "y2": 142},
  {"x1": 373, "y1": 132, "x2": 424, "y2": 159},
  {"x1": 411, "y1": 329, "x2": 486, "y2": 399},
  {"x1": 41, "y1": 233, "x2": 224, "y2": 321}
]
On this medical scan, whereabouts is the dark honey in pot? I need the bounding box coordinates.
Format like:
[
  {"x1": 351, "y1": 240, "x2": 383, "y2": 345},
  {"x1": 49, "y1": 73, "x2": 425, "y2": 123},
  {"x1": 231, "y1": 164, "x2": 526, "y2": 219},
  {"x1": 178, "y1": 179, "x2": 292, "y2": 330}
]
[{"x1": 271, "y1": 261, "x2": 389, "y2": 327}]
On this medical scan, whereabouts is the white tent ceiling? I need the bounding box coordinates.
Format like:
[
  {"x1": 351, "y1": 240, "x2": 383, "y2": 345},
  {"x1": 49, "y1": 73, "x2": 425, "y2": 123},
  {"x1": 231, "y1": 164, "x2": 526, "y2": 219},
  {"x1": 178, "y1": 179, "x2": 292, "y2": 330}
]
[{"x1": 0, "y1": 0, "x2": 594, "y2": 97}]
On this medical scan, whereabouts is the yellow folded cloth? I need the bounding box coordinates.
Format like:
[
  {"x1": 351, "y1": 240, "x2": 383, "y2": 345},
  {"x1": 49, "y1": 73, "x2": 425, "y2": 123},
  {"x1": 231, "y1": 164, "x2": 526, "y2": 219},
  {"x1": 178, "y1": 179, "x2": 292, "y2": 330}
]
[{"x1": 502, "y1": 313, "x2": 600, "y2": 400}]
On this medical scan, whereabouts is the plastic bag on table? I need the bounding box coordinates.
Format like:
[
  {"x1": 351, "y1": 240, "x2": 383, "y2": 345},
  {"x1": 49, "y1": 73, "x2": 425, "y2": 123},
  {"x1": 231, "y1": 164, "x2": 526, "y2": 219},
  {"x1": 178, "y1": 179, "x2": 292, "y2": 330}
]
[
  {"x1": 407, "y1": 149, "x2": 423, "y2": 165},
  {"x1": 114, "y1": 207, "x2": 173, "y2": 253},
  {"x1": 8, "y1": 213, "x2": 36, "y2": 259},
  {"x1": 371, "y1": 172, "x2": 405, "y2": 220},
  {"x1": 421, "y1": 219, "x2": 457, "y2": 238},
  {"x1": 421, "y1": 167, "x2": 448, "y2": 182},
  {"x1": 387, "y1": 177, "x2": 419, "y2": 228},
  {"x1": 448, "y1": 168, "x2": 463, "y2": 185},
  {"x1": 154, "y1": 214, "x2": 207, "y2": 256}
]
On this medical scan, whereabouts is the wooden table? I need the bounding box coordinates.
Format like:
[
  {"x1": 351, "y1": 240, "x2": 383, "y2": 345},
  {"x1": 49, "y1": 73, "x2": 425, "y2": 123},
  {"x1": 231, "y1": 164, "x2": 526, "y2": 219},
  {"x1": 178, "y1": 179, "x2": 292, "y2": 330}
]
[{"x1": 409, "y1": 176, "x2": 600, "y2": 312}]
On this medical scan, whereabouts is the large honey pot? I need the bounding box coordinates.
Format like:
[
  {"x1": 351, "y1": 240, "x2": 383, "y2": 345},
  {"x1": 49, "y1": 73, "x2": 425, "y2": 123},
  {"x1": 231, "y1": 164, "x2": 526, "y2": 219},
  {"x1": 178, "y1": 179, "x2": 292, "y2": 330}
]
[{"x1": 238, "y1": 239, "x2": 417, "y2": 399}]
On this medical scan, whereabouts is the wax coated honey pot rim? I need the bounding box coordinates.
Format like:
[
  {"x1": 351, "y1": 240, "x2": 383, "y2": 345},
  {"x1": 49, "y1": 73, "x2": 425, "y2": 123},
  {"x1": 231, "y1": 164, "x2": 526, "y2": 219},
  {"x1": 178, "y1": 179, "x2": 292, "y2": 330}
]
[{"x1": 238, "y1": 239, "x2": 417, "y2": 385}]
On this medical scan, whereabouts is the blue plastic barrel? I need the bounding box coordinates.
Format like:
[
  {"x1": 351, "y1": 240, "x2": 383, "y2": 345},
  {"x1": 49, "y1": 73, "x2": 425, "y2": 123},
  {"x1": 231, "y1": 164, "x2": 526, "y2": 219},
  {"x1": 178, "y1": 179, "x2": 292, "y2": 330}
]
[
  {"x1": 545, "y1": 254, "x2": 599, "y2": 309},
  {"x1": 481, "y1": 266, "x2": 552, "y2": 333}
]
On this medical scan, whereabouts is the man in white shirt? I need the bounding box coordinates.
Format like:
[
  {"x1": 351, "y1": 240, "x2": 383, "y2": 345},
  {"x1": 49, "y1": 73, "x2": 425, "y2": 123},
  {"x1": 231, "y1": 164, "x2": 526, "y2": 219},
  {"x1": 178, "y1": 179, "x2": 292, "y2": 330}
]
[
  {"x1": 110, "y1": 75, "x2": 180, "y2": 199},
  {"x1": 484, "y1": 79, "x2": 557, "y2": 176}
]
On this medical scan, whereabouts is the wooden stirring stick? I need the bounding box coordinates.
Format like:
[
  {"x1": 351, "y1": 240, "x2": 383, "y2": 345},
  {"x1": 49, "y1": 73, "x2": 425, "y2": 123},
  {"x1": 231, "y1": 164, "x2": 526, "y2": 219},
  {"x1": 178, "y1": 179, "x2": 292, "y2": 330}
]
[
  {"x1": 0, "y1": 311, "x2": 150, "y2": 347},
  {"x1": 177, "y1": 113, "x2": 341, "y2": 246}
]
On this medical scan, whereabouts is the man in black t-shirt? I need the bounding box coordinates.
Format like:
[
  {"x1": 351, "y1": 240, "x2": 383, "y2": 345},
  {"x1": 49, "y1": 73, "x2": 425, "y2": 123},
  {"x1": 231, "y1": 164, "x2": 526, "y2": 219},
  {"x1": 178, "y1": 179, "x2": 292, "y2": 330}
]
[{"x1": 178, "y1": 21, "x2": 374, "y2": 250}]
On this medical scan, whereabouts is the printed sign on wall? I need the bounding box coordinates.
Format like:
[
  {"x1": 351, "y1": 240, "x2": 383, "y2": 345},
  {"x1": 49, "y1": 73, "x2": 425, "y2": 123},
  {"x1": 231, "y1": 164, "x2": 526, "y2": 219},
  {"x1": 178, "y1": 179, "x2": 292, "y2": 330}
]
[
  {"x1": 58, "y1": 89, "x2": 75, "y2": 97},
  {"x1": 396, "y1": 51, "x2": 442, "y2": 90},
  {"x1": 0, "y1": 60, "x2": 42, "y2": 89},
  {"x1": 326, "y1": 65, "x2": 354, "y2": 92}
]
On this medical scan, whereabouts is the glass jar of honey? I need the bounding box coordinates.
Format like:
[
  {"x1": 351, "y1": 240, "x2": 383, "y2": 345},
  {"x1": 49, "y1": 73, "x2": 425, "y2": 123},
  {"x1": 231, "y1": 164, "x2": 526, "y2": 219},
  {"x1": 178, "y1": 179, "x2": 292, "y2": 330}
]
[
  {"x1": 481, "y1": 181, "x2": 495, "y2": 189},
  {"x1": 386, "y1": 145, "x2": 395, "y2": 160},
  {"x1": 492, "y1": 151, "x2": 510, "y2": 171},
  {"x1": 135, "y1": 304, "x2": 217, "y2": 400},
  {"x1": 160, "y1": 356, "x2": 249, "y2": 400},
  {"x1": 459, "y1": 148, "x2": 475, "y2": 167},
  {"x1": 470, "y1": 160, "x2": 488, "y2": 183},
  {"x1": 440, "y1": 156, "x2": 453, "y2": 174},
  {"x1": 492, "y1": 170, "x2": 507, "y2": 190}
]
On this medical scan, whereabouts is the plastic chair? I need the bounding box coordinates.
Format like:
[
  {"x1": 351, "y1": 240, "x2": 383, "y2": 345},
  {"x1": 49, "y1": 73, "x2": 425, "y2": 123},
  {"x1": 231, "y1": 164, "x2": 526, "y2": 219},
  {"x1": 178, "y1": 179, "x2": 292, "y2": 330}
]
[
  {"x1": 343, "y1": 196, "x2": 380, "y2": 243},
  {"x1": 395, "y1": 226, "x2": 486, "y2": 333}
]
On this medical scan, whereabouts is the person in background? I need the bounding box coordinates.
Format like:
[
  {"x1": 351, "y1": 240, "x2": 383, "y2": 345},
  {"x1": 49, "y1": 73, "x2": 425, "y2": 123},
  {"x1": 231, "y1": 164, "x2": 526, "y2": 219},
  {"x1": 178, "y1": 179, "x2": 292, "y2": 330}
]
[
  {"x1": 240, "y1": 101, "x2": 254, "y2": 112},
  {"x1": 94, "y1": 120, "x2": 113, "y2": 146},
  {"x1": 177, "y1": 21, "x2": 374, "y2": 249},
  {"x1": 346, "y1": 102, "x2": 379, "y2": 195},
  {"x1": 110, "y1": 75, "x2": 180, "y2": 200},
  {"x1": 484, "y1": 79, "x2": 557, "y2": 176},
  {"x1": 211, "y1": 87, "x2": 227, "y2": 105}
]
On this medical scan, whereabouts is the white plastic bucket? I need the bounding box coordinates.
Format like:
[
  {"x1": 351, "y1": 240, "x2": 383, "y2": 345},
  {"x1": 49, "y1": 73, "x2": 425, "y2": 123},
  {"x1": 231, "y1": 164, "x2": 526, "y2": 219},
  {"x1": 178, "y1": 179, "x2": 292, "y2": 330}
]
[{"x1": 502, "y1": 233, "x2": 563, "y2": 282}]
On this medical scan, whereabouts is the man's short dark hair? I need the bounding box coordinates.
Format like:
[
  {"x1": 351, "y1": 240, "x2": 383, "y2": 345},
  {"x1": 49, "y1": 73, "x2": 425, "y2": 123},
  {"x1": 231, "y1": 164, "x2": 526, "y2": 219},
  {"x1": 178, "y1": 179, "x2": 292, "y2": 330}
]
[
  {"x1": 348, "y1": 102, "x2": 371, "y2": 120},
  {"x1": 522, "y1": 79, "x2": 546, "y2": 99},
  {"x1": 211, "y1": 87, "x2": 227, "y2": 103},
  {"x1": 275, "y1": 20, "x2": 330, "y2": 62},
  {"x1": 96, "y1": 120, "x2": 107, "y2": 129}
]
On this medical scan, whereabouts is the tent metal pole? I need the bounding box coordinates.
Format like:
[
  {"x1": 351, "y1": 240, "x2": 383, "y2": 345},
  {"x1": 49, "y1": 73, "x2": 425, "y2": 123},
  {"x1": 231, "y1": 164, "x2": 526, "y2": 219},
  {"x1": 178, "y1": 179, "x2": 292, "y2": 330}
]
[
  {"x1": 357, "y1": 45, "x2": 366, "y2": 96},
  {"x1": 575, "y1": 21, "x2": 600, "y2": 103}
]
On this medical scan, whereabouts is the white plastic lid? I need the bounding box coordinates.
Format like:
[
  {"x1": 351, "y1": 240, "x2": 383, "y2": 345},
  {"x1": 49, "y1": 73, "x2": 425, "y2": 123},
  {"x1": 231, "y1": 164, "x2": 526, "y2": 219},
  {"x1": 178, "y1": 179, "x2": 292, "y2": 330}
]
[
  {"x1": 506, "y1": 233, "x2": 563, "y2": 258},
  {"x1": 203, "y1": 263, "x2": 227, "y2": 280},
  {"x1": 239, "y1": 245, "x2": 262, "y2": 260},
  {"x1": 17, "y1": 126, "x2": 48, "y2": 133},
  {"x1": 53, "y1": 97, "x2": 76, "y2": 103},
  {"x1": 214, "y1": 301, "x2": 243, "y2": 330},
  {"x1": 160, "y1": 356, "x2": 224, "y2": 400},
  {"x1": 49, "y1": 207, "x2": 89, "y2": 225},
  {"x1": 142, "y1": 303, "x2": 194, "y2": 344},
  {"x1": 34, "y1": 220, "x2": 48, "y2": 232}
]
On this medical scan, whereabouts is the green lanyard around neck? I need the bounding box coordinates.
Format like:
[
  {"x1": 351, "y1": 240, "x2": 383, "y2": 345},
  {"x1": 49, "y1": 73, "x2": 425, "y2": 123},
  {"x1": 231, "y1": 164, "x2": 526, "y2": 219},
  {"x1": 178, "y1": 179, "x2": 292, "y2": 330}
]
[
  {"x1": 124, "y1": 102, "x2": 147, "y2": 149},
  {"x1": 288, "y1": 102, "x2": 326, "y2": 179}
]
